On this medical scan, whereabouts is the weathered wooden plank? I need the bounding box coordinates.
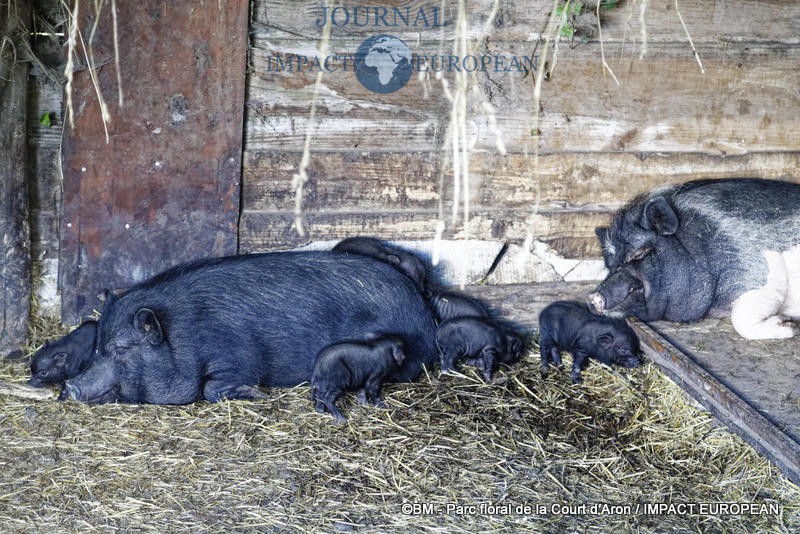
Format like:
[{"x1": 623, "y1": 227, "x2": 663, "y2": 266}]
[
  {"x1": 242, "y1": 151, "x2": 800, "y2": 213},
  {"x1": 457, "y1": 282, "x2": 800, "y2": 485},
  {"x1": 632, "y1": 321, "x2": 800, "y2": 487},
  {"x1": 646, "y1": 318, "x2": 800, "y2": 451},
  {"x1": 59, "y1": 1, "x2": 248, "y2": 322},
  {"x1": 245, "y1": 42, "x2": 800, "y2": 154},
  {"x1": 239, "y1": 210, "x2": 609, "y2": 257},
  {"x1": 0, "y1": 1, "x2": 32, "y2": 357},
  {"x1": 251, "y1": 0, "x2": 800, "y2": 44}
]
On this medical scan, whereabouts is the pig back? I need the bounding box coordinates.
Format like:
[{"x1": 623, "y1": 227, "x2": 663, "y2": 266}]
[{"x1": 102, "y1": 251, "x2": 438, "y2": 388}]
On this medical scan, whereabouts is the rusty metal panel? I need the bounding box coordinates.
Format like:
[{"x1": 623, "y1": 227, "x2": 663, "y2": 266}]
[{"x1": 60, "y1": 1, "x2": 248, "y2": 322}]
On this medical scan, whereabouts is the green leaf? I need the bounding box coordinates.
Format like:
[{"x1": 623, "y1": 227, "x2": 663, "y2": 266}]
[
  {"x1": 39, "y1": 112, "x2": 53, "y2": 127},
  {"x1": 572, "y1": 1, "x2": 583, "y2": 15},
  {"x1": 560, "y1": 25, "x2": 575, "y2": 37}
]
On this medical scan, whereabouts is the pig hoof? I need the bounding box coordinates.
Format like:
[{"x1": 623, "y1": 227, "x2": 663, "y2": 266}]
[
  {"x1": 356, "y1": 390, "x2": 369, "y2": 405},
  {"x1": 734, "y1": 315, "x2": 796, "y2": 340},
  {"x1": 570, "y1": 374, "x2": 583, "y2": 384}
]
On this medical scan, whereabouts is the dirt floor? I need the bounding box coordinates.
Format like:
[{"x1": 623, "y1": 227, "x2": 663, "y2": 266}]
[{"x1": 0, "y1": 321, "x2": 798, "y2": 533}]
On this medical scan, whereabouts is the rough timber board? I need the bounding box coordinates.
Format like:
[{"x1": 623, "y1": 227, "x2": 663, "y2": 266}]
[
  {"x1": 245, "y1": 42, "x2": 800, "y2": 154},
  {"x1": 251, "y1": 0, "x2": 800, "y2": 43},
  {"x1": 457, "y1": 282, "x2": 800, "y2": 484},
  {"x1": 59, "y1": 1, "x2": 248, "y2": 322}
]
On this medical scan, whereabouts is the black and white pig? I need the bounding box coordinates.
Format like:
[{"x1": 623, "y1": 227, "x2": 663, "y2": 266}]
[
  {"x1": 538, "y1": 301, "x2": 641, "y2": 384},
  {"x1": 589, "y1": 179, "x2": 800, "y2": 340},
  {"x1": 333, "y1": 237, "x2": 427, "y2": 290},
  {"x1": 435, "y1": 317, "x2": 523, "y2": 382},
  {"x1": 62, "y1": 251, "x2": 438, "y2": 404},
  {"x1": 29, "y1": 320, "x2": 98, "y2": 387},
  {"x1": 310, "y1": 334, "x2": 406, "y2": 421}
]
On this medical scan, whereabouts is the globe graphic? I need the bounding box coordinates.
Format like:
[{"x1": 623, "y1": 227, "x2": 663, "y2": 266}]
[{"x1": 353, "y1": 35, "x2": 413, "y2": 94}]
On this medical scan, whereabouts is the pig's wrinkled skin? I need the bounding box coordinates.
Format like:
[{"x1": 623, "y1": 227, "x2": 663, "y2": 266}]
[
  {"x1": 63, "y1": 251, "x2": 438, "y2": 405},
  {"x1": 310, "y1": 335, "x2": 406, "y2": 421},
  {"x1": 538, "y1": 301, "x2": 641, "y2": 384},
  {"x1": 590, "y1": 178, "x2": 800, "y2": 340},
  {"x1": 29, "y1": 321, "x2": 98, "y2": 387},
  {"x1": 333, "y1": 237, "x2": 427, "y2": 290},
  {"x1": 425, "y1": 289, "x2": 489, "y2": 323},
  {"x1": 435, "y1": 317, "x2": 522, "y2": 382}
]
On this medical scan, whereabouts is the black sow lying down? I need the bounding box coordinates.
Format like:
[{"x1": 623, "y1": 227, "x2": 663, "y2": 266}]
[
  {"x1": 538, "y1": 301, "x2": 640, "y2": 384},
  {"x1": 590, "y1": 178, "x2": 800, "y2": 340},
  {"x1": 63, "y1": 251, "x2": 438, "y2": 404},
  {"x1": 311, "y1": 335, "x2": 405, "y2": 421},
  {"x1": 29, "y1": 320, "x2": 97, "y2": 387}
]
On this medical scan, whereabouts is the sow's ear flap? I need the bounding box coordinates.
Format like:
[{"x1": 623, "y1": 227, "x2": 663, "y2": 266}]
[
  {"x1": 133, "y1": 308, "x2": 165, "y2": 345},
  {"x1": 641, "y1": 196, "x2": 679, "y2": 235}
]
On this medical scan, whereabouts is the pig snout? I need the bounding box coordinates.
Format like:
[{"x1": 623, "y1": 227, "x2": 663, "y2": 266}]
[
  {"x1": 588, "y1": 292, "x2": 606, "y2": 313},
  {"x1": 620, "y1": 355, "x2": 641, "y2": 368},
  {"x1": 63, "y1": 360, "x2": 119, "y2": 403}
]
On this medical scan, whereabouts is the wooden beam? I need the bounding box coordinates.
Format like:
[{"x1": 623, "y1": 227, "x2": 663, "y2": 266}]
[
  {"x1": 631, "y1": 320, "x2": 800, "y2": 486},
  {"x1": 0, "y1": 1, "x2": 32, "y2": 358},
  {"x1": 59, "y1": 1, "x2": 249, "y2": 322}
]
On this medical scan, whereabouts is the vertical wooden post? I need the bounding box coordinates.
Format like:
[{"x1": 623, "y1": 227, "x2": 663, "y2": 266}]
[
  {"x1": 59, "y1": 1, "x2": 249, "y2": 322},
  {"x1": 0, "y1": 1, "x2": 32, "y2": 358}
]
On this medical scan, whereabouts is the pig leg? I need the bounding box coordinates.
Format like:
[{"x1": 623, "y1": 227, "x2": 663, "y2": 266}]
[
  {"x1": 364, "y1": 378, "x2": 386, "y2": 408},
  {"x1": 570, "y1": 351, "x2": 589, "y2": 384},
  {"x1": 730, "y1": 250, "x2": 797, "y2": 340},
  {"x1": 539, "y1": 334, "x2": 556, "y2": 374},
  {"x1": 323, "y1": 398, "x2": 346, "y2": 421},
  {"x1": 481, "y1": 347, "x2": 497, "y2": 382},
  {"x1": 356, "y1": 389, "x2": 369, "y2": 405},
  {"x1": 549, "y1": 347, "x2": 563, "y2": 367},
  {"x1": 439, "y1": 347, "x2": 460, "y2": 374},
  {"x1": 203, "y1": 380, "x2": 267, "y2": 402}
]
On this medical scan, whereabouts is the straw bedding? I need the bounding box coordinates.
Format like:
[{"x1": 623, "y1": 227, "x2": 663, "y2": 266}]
[{"x1": 0, "y1": 316, "x2": 797, "y2": 533}]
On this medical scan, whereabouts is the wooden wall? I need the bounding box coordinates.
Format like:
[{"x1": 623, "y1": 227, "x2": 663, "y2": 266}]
[
  {"x1": 21, "y1": 0, "x2": 800, "y2": 317},
  {"x1": 241, "y1": 0, "x2": 800, "y2": 258}
]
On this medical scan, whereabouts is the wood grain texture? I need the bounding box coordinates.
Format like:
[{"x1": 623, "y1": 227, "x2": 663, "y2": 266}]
[
  {"x1": 251, "y1": 0, "x2": 800, "y2": 43},
  {"x1": 59, "y1": 1, "x2": 249, "y2": 322},
  {"x1": 245, "y1": 41, "x2": 800, "y2": 154},
  {"x1": 239, "y1": 209, "x2": 609, "y2": 257},
  {"x1": 0, "y1": 1, "x2": 32, "y2": 357}
]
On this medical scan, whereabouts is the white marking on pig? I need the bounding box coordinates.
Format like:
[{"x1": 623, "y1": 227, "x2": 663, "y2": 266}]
[{"x1": 730, "y1": 245, "x2": 800, "y2": 339}]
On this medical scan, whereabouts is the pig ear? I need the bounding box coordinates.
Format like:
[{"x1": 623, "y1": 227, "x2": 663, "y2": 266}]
[
  {"x1": 134, "y1": 308, "x2": 165, "y2": 345},
  {"x1": 596, "y1": 334, "x2": 613, "y2": 349},
  {"x1": 594, "y1": 227, "x2": 608, "y2": 242},
  {"x1": 392, "y1": 346, "x2": 406, "y2": 365},
  {"x1": 53, "y1": 352, "x2": 68, "y2": 366},
  {"x1": 641, "y1": 196, "x2": 678, "y2": 235}
]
